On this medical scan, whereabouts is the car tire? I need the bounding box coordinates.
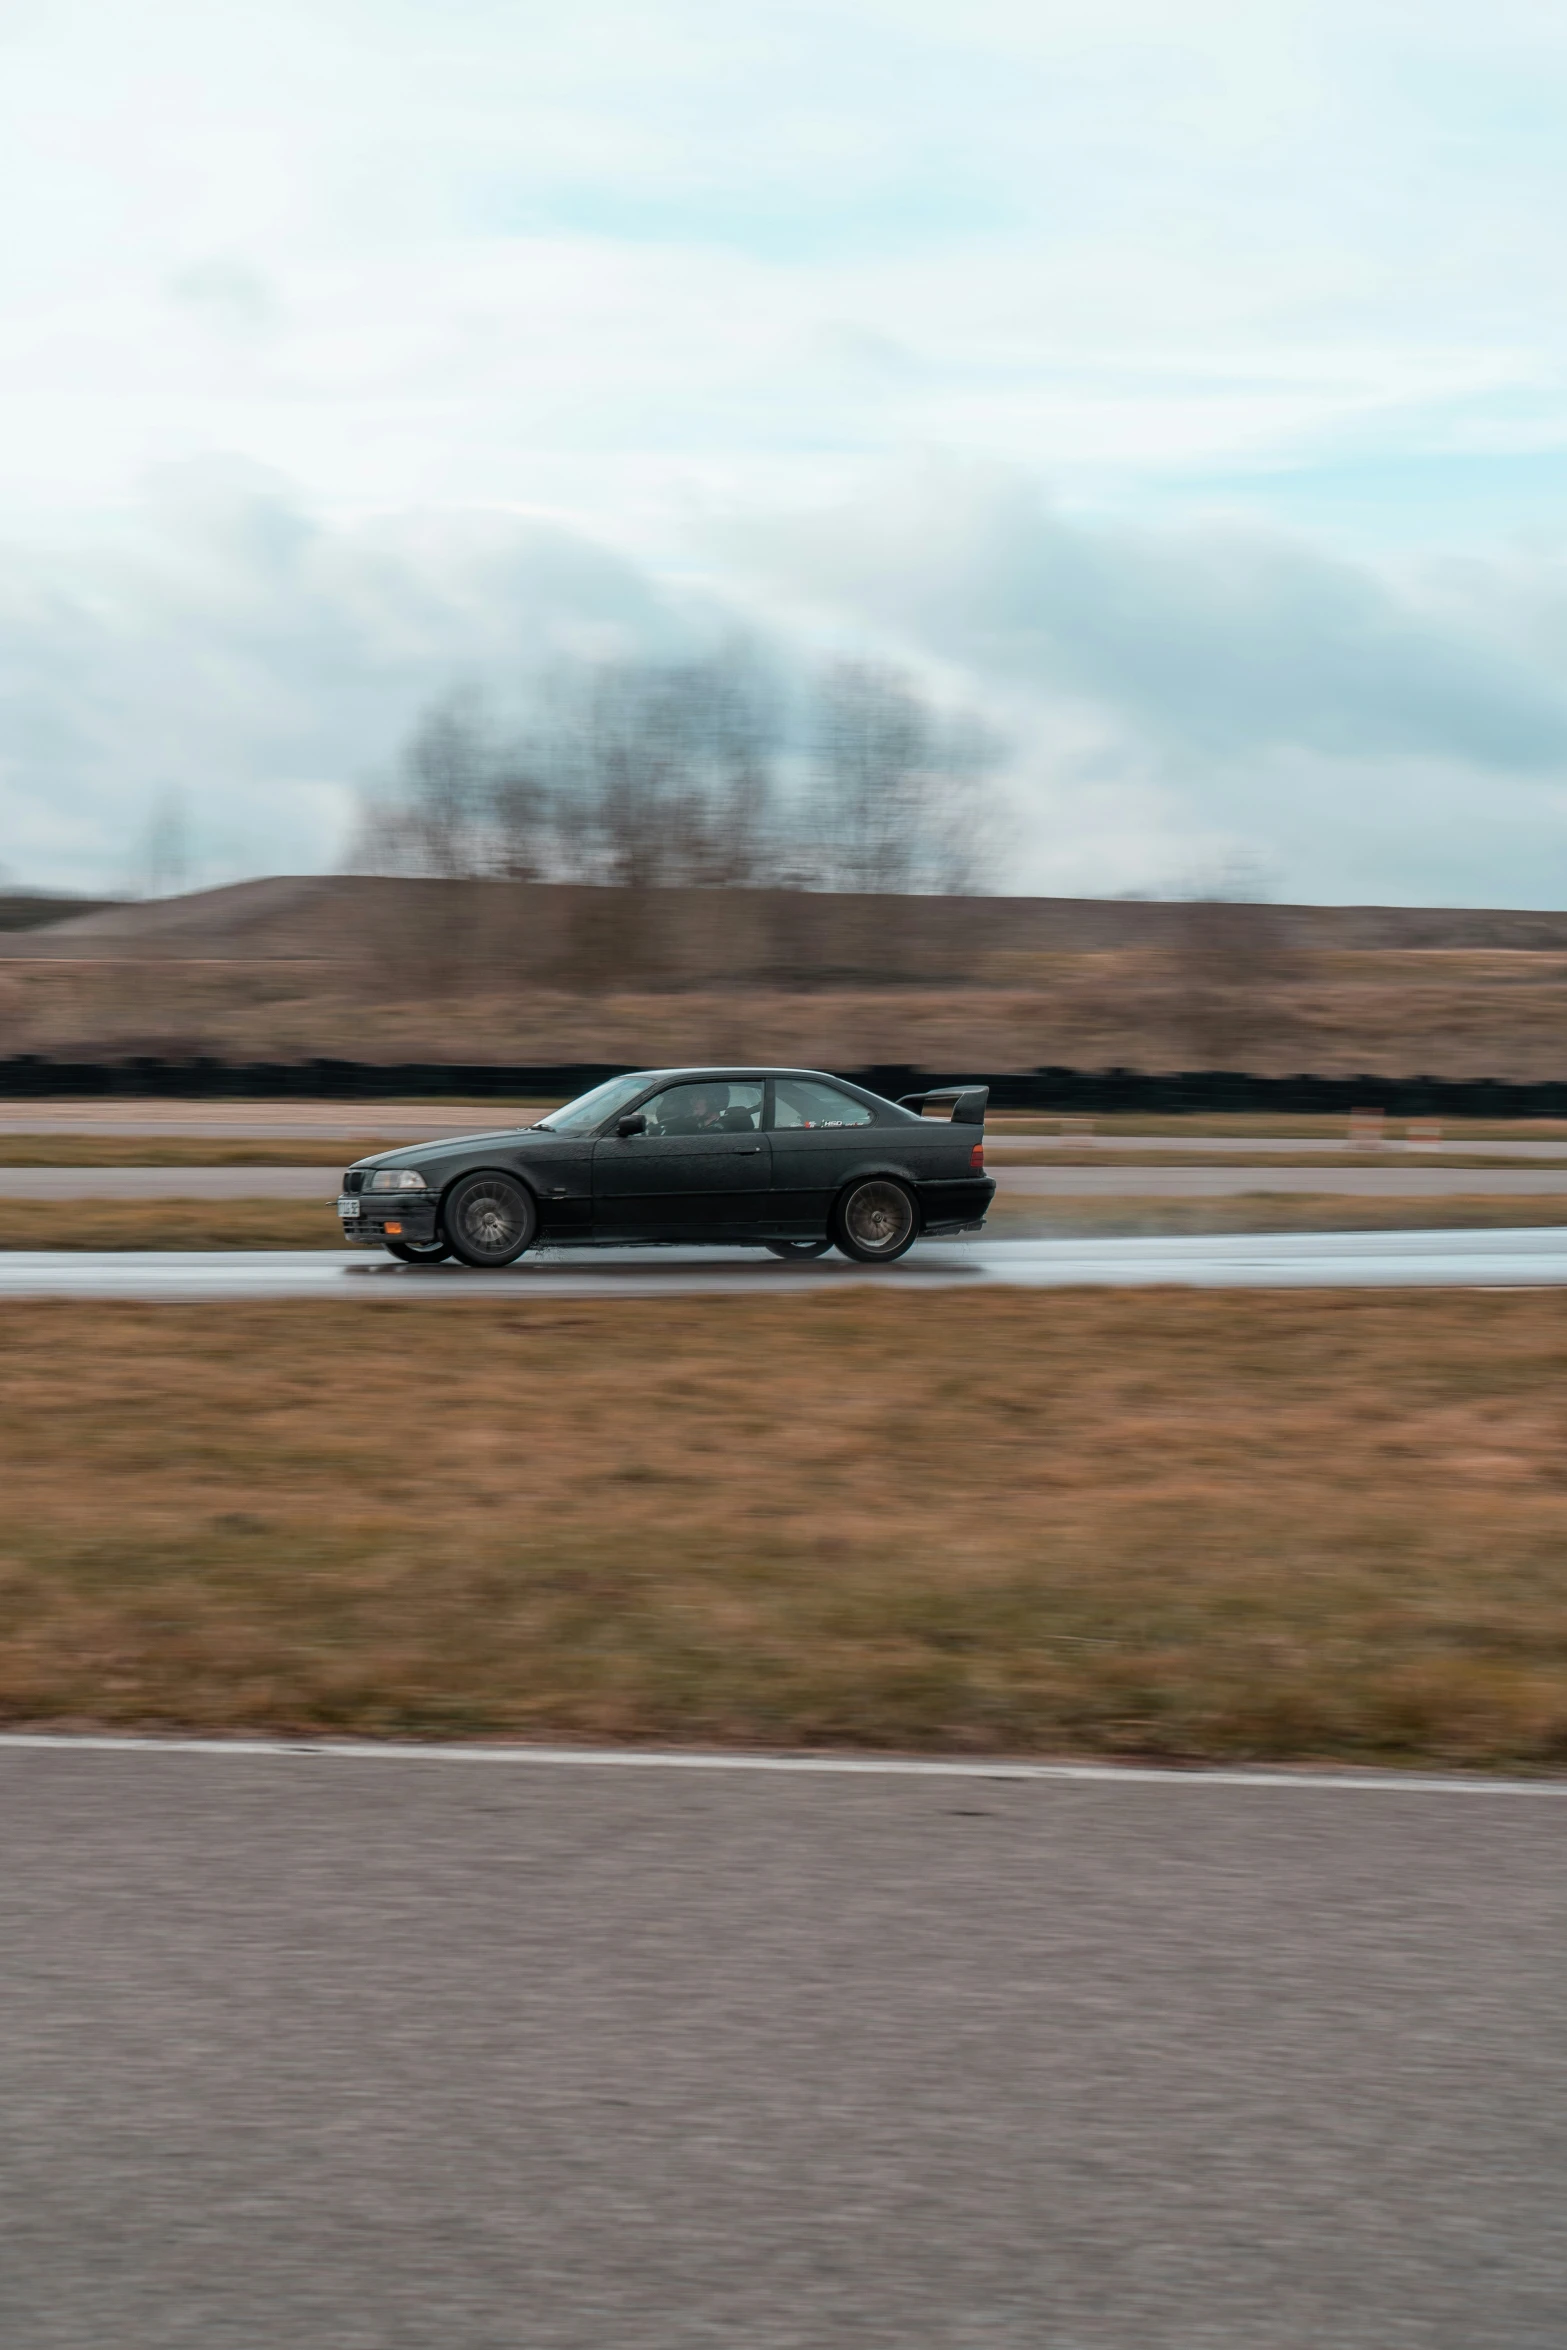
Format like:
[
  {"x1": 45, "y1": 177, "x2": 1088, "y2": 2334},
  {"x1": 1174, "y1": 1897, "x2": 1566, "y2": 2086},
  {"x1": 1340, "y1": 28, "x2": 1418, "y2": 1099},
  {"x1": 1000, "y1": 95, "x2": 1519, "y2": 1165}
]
[
  {"x1": 384, "y1": 1237, "x2": 453, "y2": 1265},
  {"x1": 764, "y1": 1238, "x2": 834, "y2": 1261},
  {"x1": 444, "y1": 1172, "x2": 537, "y2": 1267},
  {"x1": 832, "y1": 1176, "x2": 919, "y2": 1264}
]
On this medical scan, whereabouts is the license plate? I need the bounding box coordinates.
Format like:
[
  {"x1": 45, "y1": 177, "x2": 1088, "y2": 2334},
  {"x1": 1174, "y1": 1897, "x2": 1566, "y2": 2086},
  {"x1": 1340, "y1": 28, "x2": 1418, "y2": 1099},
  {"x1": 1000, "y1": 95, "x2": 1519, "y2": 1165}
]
[{"x1": 337, "y1": 1197, "x2": 360, "y2": 1218}]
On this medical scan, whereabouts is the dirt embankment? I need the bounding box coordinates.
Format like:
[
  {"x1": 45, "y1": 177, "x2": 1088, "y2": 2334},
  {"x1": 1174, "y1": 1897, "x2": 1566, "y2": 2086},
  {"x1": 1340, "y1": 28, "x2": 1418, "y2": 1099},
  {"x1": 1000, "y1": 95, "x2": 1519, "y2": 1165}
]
[{"x1": 4, "y1": 876, "x2": 1567, "y2": 1076}]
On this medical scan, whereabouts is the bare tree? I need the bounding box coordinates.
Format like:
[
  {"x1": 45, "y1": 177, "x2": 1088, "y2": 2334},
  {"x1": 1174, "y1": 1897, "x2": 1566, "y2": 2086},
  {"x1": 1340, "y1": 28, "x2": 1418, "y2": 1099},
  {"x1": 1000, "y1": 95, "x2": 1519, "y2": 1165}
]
[
  {"x1": 488, "y1": 745, "x2": 553, "y2": 881},
  {"x1": 358, "y1": 647, "x2": 1002, "y2": 898},
  {"x1": 401, "y1": 689, "x2": 491, "y2": 879},
  {"x1": 538, "y1": 649, "x2": 780, "y2": 888},
  {"x1": 348, "y1": 690, "x2": 493, "y2": 879},
  {"x1": 807, "y1": 661, "x2": 1002, "y2": 894},
  {"x1": 135, "y1": 788, "x2": 195, "y2": 898},
  {"x1": 676, "y1": 647, "x2": 777, "y2": 884}
]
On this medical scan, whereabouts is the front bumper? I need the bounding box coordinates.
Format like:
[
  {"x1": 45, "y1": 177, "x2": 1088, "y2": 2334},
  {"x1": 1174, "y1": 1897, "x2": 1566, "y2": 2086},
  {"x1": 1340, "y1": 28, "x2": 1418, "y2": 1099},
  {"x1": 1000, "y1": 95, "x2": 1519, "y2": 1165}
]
[{"x1": 338, "y1": 1192, "x2": 440, "y2": 1247}]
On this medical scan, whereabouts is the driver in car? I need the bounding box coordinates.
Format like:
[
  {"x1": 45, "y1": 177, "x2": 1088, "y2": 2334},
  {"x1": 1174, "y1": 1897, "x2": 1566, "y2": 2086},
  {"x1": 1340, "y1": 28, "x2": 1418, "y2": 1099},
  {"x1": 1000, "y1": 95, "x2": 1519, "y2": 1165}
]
[
  {"x1": 661, "y1": 1084, "x2": 730, "y2": 1135},
  {"x1": 693, "y1": 1087, "x2": 727, "y2": 1129}
]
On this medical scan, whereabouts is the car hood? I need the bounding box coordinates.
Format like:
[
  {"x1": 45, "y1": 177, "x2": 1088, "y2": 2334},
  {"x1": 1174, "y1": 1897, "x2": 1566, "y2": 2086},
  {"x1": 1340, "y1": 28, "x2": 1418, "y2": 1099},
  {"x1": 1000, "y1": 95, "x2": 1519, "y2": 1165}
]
[{"x1": 349, "y1": 1126, "x2": 557, "y2": 1171}]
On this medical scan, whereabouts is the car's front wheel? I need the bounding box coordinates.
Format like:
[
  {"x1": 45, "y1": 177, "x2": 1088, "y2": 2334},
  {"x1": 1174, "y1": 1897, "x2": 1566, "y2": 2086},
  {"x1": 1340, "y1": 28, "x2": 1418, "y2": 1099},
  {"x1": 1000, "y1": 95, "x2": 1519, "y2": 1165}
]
[
  {"x1": 833, "y1": 1177, "x2": 919, "y2": 1265},
  {"x1": 764, "y1": 1238, "x2": 833, "y2": 1261},
  {"x1": 444, "y1": 1172, "x2": 537, "y2": 1267},
  {"x1": 384, "y1": 1237, "x2": 453, "y2": 1265}
]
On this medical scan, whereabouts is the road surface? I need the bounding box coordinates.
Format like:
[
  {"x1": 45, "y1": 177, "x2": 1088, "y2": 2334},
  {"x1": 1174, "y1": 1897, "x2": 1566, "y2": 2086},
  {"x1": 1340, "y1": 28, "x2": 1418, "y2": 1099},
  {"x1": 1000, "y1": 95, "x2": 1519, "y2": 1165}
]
[
  {"x1": 3, "y1": 1739, "x2": 1563, "y2": 2349},
  {"x1": 7, "y1": 1229, "x2": 1567, "y2": 1296}
]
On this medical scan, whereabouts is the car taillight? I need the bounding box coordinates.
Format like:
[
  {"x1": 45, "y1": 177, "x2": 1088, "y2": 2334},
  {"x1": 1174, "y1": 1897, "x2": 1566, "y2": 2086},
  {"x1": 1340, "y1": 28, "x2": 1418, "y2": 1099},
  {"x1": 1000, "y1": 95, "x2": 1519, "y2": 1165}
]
[{"x1": 969, "y1": 1142, "x2": 985, "y2": 1171}]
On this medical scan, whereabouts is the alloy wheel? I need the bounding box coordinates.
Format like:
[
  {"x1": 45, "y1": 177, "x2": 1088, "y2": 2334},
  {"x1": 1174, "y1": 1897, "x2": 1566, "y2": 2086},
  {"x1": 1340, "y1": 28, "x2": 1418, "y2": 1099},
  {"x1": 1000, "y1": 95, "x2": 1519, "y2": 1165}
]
[{"x1": 841, "y1": 1179, "x2": 916, "y2": 1259}]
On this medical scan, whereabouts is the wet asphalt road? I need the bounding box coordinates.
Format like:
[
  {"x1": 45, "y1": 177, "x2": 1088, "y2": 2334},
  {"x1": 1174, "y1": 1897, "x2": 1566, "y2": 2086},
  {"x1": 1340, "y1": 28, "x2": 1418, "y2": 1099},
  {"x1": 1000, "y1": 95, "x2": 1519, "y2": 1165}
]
[
  {"x1": 4, "y1": 1744, "x2": 1564, "y2": 2350},
  {"x1": 6, "y1": 1229, "x2": 1567, "y2": 1296}
]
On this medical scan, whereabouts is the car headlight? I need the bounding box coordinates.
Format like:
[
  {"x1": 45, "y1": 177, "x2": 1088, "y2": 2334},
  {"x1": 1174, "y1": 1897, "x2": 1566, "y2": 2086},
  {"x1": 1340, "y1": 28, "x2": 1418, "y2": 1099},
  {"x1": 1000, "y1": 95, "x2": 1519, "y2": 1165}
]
[{"x1": 368, "y1": 1169, "x2": 429, "y2": 1191}]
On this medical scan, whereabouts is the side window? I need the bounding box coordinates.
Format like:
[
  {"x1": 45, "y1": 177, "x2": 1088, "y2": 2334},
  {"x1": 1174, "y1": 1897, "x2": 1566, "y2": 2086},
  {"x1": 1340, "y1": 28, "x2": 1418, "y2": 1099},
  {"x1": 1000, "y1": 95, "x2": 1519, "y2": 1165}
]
[
  {"x1": 641, "y1": 1081, "x2": 764, "y2": 1137},
  {"x1": 772, "y1": 1080, "x2": 875, "y2": 1131}
]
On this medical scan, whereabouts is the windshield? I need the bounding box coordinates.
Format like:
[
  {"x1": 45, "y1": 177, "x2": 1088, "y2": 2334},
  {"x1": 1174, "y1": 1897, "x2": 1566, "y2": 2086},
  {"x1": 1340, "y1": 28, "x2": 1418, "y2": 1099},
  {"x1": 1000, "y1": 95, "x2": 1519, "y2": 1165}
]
[{"x1": 534, "y1": 1074, "x2": 654, "y2": 1134}]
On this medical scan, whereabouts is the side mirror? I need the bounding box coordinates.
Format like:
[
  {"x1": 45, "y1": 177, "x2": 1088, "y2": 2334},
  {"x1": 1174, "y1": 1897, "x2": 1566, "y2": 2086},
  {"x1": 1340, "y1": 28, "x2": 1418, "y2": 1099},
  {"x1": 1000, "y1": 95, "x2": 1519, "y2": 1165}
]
[{"x1": 616, "y1": 1110, "x2": 647, "y2": 1138}]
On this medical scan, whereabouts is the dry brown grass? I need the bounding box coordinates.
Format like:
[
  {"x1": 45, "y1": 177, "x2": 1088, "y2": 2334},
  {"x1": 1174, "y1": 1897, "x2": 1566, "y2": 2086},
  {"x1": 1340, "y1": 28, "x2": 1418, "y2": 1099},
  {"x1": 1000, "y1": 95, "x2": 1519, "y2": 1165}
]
[
  {"x1": 0, "y1": 1136, "x2": 401, "y2": 1167},
  {"x1": 984, "y1": 1195, "x2": 1567, "y2": 1239},
  {"x1": 992, "y1": 1115, "x2": 1567, "y2": 1139},
  {"x1": 3, "y1": 1292, "x2": 1567, "y2": 1767},
  {"x1": 13, "y1": 942, "x2": 1567, "y2": 1076},
  {"x1": 0, "y1": 1203, "x2": 344, "y2": 1249},
  {"x1": 998, "y1": 1147, "x2": 1563, "y2": 1169}
]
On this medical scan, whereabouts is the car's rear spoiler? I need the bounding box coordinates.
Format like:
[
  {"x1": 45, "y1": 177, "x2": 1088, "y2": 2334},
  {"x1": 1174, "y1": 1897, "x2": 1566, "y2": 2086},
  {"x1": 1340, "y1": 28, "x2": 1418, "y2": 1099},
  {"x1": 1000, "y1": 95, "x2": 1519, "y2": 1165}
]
[{"x1": 897, "y1": 1085, "x2": 989, "y2": 1126}]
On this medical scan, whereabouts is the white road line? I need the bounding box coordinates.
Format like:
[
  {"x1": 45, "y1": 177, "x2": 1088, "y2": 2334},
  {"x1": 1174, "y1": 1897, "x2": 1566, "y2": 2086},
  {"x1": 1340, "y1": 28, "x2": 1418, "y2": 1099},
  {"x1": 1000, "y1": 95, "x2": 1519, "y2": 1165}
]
[{"x1": 0, "y1": 1732, "x2": 1560, "y2": 1793}]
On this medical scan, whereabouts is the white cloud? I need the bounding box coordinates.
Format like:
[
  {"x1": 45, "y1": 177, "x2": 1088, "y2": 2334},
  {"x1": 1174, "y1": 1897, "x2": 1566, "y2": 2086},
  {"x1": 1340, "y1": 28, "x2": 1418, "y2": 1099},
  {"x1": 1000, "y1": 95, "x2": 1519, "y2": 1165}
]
[
  {"x1": 716, "y1": 463, "x2": 1567, "y2": 902},
  {"x1": 0, "y1": 466, "x2": 716, "y2": 890},
  {"x1": 5, "y1": 459, "x2": 1567, "y2": 906},
  {"x1": 4, "y1": 0, "x2": 1567, "y2": 520},
  {"x1": 5, "y1": 0, "x2": 1567, "y2": 897}
]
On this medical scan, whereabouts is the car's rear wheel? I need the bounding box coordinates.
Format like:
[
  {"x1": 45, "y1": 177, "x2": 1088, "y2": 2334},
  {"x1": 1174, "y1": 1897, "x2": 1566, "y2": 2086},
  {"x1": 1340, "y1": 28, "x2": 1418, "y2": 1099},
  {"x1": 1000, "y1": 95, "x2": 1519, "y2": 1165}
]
[
  {"x1": 764, "y1": 1238, "x2": 833, "y2": 1261},
  {"x1": 833, "y1": 1177, "x2": 919, "y2": 1264},
  {"x1": 384, "y1": 1237, "x2": 452, "y2": 1265},
  {"x1": 444, "y1": 1172, "x2": 537, "y2": 1267}
]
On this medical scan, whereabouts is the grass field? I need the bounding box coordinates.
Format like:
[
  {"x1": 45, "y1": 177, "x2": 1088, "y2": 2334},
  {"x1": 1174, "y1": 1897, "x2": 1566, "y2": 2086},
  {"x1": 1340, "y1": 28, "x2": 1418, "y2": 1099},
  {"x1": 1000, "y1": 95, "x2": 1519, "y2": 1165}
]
[
  {"x1": 0, "y1": 1202, "x2": 346, "y2": 1249},
  {"x1": 14, "y1": 937, "x2": 1567, "y2": 1078},
  {"x1": 981, "y1": 1195, "x2": 1567, "y2": 1239},
  {"x1": 0, "y1": 1136, "x2": 400, "y2": 1166},
  {"x1": 989, "y1": 1114, "x2": 1567, "y2": 1139},
  {"x1": 3, "y1": 1291, "x2": 1566, "y2": 1768},
  {"x1": 994, "y1": 1147, "x2": 1560, "y2": 1169}
]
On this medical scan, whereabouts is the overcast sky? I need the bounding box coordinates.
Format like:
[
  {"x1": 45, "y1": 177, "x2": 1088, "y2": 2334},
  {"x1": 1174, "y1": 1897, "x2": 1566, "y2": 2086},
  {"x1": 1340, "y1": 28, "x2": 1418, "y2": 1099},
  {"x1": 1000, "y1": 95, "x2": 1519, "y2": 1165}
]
[{"x1": 5, "y1": 0, "x2": 1567, "y2": 902}]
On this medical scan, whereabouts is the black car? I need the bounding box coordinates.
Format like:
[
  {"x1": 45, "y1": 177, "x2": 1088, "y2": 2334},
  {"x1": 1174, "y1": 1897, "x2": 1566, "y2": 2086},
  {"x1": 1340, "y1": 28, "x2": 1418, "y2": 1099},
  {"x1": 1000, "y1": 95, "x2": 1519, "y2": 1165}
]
[{"x1": 337, "y1": 1067, "x2": 996, "y2": 1267}]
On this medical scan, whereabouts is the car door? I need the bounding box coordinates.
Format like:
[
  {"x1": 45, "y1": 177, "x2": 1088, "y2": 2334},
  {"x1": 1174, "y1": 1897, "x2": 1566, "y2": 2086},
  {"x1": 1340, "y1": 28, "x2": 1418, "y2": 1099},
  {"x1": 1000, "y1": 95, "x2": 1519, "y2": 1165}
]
[
  {"x1": 592, "y1": 1080, "x2": 769, "y2": 1239},
  {"x1": 766, "y1": 1076, "x2": 880, "y2": 1228}
]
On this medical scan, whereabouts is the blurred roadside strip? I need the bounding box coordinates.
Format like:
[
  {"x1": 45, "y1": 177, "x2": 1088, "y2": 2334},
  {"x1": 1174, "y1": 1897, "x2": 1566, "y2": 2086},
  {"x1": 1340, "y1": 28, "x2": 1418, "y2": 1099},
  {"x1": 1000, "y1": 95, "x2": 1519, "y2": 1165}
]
[
  {"x1": 0, "y1": 1102, "x2": 551, "y2": 1141},
  {"x1": 8, "y1": 1164, "x2": 1567, "y2": 1202},
  {"x1": 7, "y1": 1101, "x2": 1567, "y2": 1156}
]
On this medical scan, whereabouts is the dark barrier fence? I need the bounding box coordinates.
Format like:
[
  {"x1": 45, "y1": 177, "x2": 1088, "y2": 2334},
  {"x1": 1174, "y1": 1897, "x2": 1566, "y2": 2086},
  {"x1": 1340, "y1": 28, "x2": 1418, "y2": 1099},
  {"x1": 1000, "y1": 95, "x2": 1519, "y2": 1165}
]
[{"x1": 6, "y1": 1055, "x2": 1567, "y2": 1118}]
